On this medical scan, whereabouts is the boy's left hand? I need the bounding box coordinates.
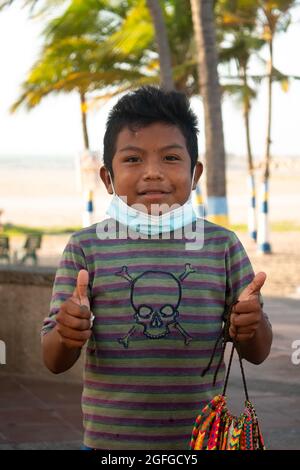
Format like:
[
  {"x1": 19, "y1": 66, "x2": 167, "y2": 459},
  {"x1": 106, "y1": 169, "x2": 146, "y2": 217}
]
[{"x1": 229, "y1": 272, "x2": 266, "y2": 342}]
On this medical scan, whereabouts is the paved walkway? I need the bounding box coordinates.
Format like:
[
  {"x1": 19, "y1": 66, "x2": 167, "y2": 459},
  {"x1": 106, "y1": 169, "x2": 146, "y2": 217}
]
[{"x1": 0, "y1": 296, "x2": 299, "y2": 450}]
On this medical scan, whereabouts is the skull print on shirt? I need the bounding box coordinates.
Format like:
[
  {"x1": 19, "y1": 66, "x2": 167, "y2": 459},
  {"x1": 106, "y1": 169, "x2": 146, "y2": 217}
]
[{"x1": 116, "y1": 263, "x2": 195, "y2": 348}]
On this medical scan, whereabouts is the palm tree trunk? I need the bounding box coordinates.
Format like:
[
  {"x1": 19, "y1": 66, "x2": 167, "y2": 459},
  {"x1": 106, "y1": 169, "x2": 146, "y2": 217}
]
[
  {"x1": 264, "y1": 38, "x2": 273, "y2": 181},
  {"x1": 243, "y1": 79, "x2": 253, "y2": 173},
  {"x1": 257, "y1": 37, "x2": 272, "y2": 254},
  {"x1": 190, "y1": 0, "x2": 228, "y2": 226},
  {"x1": 242, "y1": 67, "x2": 257, "y2": 242},
  {"x1": 146, "y1": 0, "x2": 175, "y2": 91},
  {"x1": 80, "y1": 91, "x2": 90, "y2": 150},
  {"x1": 79, "y1": 91, "x2": 93, "y2": 227}
]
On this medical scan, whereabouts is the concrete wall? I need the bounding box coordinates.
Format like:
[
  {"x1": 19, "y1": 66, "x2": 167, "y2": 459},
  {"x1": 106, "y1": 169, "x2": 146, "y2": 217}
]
[{"x1": 0, "y1": 266, "x2": 84, "y2": 383}]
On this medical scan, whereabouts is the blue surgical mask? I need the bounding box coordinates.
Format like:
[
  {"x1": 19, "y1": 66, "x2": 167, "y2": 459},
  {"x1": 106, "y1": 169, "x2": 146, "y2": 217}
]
[{"x1": 106, "y1": 168, "x2": 197, "y2": 235}]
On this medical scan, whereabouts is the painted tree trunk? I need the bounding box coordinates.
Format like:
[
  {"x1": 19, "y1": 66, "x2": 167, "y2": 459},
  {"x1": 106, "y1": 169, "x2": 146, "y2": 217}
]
[
  {"x1": 247, "y1": 173, "x2": 257, "y2": 242},
  {"x1": 79, "y1": 91, "x2": 93, "y2": 227},
  {"x1": 257, "y1": 177, "x2": 271, "y2": 254},
  {"x1": 242, "y1": 70, "x2": 257, "y2": 242},
  {"x1": 258, "y1": 38, "x2": 272, "y2": 254},
  {"x1": 190, "y1": 0, "x2": 228, "y2": 227}
]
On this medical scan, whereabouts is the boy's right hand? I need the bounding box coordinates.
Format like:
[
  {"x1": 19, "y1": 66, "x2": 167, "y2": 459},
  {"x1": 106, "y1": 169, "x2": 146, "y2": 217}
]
[{"x1": 56, "y1": 269, "x2": 93, "y2": 349}]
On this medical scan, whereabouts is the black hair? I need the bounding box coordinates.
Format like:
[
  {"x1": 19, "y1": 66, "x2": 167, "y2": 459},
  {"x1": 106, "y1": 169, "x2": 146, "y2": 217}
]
[{"x1": 103, "y1": 86, "x2": 199, "y2": 178}]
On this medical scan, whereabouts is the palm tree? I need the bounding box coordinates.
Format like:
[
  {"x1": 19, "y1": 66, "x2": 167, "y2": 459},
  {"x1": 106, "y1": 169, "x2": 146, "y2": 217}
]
[
  {"x1": 258, "y1": 0, "x2": 294, "y2": 178},
  {"x1": 4, "y1": 0, "x2": 198, "y2": 104},
  {"x1": 216, "y1": 0, "x2": 261, "y2": 241},
  {"x1": 190, "y1": 0, "x2": 228, "y2": 227},
  {"x1": 146, "y1": 0, "x2": 174, "y2": 90},
  {"x1": 219, "y1": 30, "x2": 264, "y2": 241},
  {"x1": 10, "y1": 0, "x2": 158, "y2": 149},
  {"x1": 256, "y1": 0, "x2": 296, "y2": 253}
]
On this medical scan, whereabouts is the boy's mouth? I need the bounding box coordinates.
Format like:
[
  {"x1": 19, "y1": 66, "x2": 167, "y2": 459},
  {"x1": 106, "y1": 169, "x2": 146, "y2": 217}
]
[
  {"x1": 137, "y1": 188, "x2": 171, "y2": 196},
  {"x1": 140, "y1": 191, "x2": 167, "y2": 195},
  {"x1": 137, "y1": 190, "x2": 171, "y2": 202}
]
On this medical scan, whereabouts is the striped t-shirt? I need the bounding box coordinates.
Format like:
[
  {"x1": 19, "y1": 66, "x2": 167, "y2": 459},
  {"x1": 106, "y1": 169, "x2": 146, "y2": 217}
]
[{"x1": 42, "y1": 218, "x2": 255, "y2": 450}]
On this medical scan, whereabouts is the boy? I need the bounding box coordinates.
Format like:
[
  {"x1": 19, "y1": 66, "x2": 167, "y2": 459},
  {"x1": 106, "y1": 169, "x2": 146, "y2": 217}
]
[{"x1": 42, "y1": 86, "x2": 272, "y2": 450}]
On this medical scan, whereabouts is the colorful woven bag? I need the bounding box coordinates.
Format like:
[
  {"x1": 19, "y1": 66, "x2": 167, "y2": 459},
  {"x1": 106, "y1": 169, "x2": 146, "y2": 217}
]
[{"x1": 190, "y1": 302, "x2": 265, "y2": 451}]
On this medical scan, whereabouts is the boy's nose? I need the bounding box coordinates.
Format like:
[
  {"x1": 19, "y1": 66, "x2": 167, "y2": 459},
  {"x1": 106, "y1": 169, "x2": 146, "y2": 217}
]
[{"x1": 142, "y1": 161, "x2": 164, "y2": 180}]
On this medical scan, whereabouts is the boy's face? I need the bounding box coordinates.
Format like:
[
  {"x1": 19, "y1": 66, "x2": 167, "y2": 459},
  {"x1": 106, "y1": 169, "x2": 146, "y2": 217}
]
[{"x1": 100, "y1": 122, "x2": 203, "y2": 214}]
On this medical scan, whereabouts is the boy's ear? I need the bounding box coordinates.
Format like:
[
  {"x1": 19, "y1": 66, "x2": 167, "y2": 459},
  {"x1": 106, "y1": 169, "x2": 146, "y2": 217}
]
[
  {"x1": 192, "y1": 162, "x2": 203, "y2": 190},
  {"x1": 100, "y1": 166, "x2": 113, "y2": 194}
]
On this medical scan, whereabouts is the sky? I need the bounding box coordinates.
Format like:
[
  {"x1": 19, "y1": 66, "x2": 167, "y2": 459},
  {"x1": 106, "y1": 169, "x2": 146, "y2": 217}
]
[{"x1": 0, "y1": 3, "x2": 300, "y2": 159}]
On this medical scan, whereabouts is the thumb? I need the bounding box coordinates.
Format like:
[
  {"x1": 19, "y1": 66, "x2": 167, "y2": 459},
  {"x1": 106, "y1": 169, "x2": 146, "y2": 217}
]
[
  {"x1": 238, "y1": 271, "x2": 266, "y2": 301},
  {"x1": 73, "y1": 269, "x2": 90, "y2": 308}
]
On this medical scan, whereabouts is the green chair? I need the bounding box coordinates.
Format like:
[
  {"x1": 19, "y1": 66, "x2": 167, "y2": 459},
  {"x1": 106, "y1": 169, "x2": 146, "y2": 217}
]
[
  {"x1": 0, "y1": 236, "x2": 10, "y2": 263},
  {"x1": 20, "y1": 234, "x2": 42, "y2": 265}
]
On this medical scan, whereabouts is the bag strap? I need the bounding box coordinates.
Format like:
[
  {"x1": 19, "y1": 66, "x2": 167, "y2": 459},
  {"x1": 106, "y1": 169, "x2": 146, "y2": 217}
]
[
  {"x1": 202, "y1": 300, "x2": 250, "y2": 402},
  {"x1": 222, "y1": 341, "x2": 249, "y2": 401}
]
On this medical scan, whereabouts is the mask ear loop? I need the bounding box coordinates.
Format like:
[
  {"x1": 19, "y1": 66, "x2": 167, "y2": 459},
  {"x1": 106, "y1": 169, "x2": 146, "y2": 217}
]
[
  {"x1": 189, "y1": 166, "x2": 198, "y2": 206},
  {"x1": 107, "y1": 170, "x2": 116, "y2": 195},
  {"x1": 191, "y1": 166, "x2": 196, "y2": 191},
  {"x1": 107, "y1": 171, "x2": 129, "y2": 209},
  {"x1": 186, "y1": 166, "x2": 197, "y2": 215}
]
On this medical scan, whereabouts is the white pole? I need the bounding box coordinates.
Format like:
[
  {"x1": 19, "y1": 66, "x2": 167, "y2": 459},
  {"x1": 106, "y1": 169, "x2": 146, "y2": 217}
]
[
  {"x1": 257, "y1": 179, "x2": 271, "y2": 254},
  {"x1": 247, "y1": 173, "x2": 257, "y2": 242},
  {"x1": 82, "y1": 189, "x2": 94, "y2": 228}
]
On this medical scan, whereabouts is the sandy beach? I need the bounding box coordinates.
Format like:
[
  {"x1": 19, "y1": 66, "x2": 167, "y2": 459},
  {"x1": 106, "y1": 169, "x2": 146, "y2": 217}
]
[{"x1": 238, "y1": 231, "x2": 300, "y2": 299}]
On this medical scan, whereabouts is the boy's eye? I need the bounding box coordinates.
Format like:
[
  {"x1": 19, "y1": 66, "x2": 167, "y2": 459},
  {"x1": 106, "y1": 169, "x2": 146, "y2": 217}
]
[
  {"x1": 165, "y1": 155, "x2": 179, "y2": 161},
  {"x1": 125, "y1": 156, "x2": 141, "y2": 162}
]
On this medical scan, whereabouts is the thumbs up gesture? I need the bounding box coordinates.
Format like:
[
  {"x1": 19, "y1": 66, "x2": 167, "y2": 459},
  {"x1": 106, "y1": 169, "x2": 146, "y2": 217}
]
[
  {"x1": 229, "y1": 272, "x2": 266, "y2": 343},
  {"x1": 56, "y1": 270, "x2": 93, "y2": 349}
]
